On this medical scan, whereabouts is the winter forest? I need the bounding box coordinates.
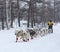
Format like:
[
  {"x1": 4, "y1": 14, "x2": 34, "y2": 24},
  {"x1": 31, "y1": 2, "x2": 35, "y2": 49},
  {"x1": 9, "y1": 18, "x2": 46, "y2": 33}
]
[
  {"x1": 0, "y1": 0, "x2": 60, "y2": 52},
  {"x1": 0, "y1": 0, "x2": 60, "y2": 30}
]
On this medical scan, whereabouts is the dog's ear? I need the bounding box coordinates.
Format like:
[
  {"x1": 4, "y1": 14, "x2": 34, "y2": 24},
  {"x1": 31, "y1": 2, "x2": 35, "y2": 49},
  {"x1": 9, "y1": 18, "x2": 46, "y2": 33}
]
[{"x1": 24, "y1": 33, "x2": 25, "y2": 34}]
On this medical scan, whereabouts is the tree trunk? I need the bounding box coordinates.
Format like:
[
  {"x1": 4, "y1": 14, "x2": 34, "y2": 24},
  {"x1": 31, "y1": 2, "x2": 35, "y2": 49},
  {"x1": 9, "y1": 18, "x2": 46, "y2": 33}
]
[
  {"x1": 10, "y1": 2, "x2": 14, "y2": 28},
  {"x1": 5, "y1": 0, "x2": 9, "y2": 29},
  {"x1": 17, "y1": 0, "x2": 20, "y2": 27},
  {"x1": 2, "y1": 8, "x2": 4, "y2": 30}
]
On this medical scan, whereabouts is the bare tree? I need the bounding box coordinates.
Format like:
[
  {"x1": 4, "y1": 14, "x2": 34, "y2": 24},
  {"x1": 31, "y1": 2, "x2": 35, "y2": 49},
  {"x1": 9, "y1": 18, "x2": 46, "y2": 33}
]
[
  {"x1": 5, "y1": 0, "x2": 9, "y2": 29},
  {"x1": 0, "y1": 0, "x2": 5, "y2": 30},
  {"x1": 10, "y1": 1, "x2": 14, "y2": 28},
  {"x1": 17, "y1": 0, "x2": 20, "y2": 27}
]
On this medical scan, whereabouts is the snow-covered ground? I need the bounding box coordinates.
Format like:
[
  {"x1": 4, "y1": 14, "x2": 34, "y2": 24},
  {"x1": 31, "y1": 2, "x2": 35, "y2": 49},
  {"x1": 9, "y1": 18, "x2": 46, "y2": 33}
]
[{"x1": 0, "y1": 23, "x2": 60, "y2": 52}]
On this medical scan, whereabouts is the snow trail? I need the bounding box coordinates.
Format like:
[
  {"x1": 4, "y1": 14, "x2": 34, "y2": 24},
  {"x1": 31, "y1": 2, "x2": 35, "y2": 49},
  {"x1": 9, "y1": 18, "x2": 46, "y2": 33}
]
[{"x1": 0, "y1": 23, "x2": 60, "y2": 52}]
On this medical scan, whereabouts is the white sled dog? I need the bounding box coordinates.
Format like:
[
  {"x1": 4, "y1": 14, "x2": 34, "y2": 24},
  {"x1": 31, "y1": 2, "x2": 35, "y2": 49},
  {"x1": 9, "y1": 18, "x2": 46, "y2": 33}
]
[
  {"x1": 15, "y1": 30, "x2": 30, "y2": 42},
  {"x1": 38, "y1": 28, "x2": 48, "y2": 36}
]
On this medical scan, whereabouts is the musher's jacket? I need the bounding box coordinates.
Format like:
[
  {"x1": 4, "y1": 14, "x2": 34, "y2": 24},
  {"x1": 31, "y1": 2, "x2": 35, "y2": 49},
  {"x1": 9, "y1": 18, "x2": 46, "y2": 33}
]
[{"x1": 48, "y1": 21, "x2": 53, "y2": 26}]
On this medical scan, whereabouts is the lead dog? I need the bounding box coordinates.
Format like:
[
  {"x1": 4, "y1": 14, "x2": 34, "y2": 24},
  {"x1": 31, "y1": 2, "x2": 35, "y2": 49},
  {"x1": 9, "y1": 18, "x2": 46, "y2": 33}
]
[{"x1": 15, "y1": 30, "x2": 30, "y2": 42}]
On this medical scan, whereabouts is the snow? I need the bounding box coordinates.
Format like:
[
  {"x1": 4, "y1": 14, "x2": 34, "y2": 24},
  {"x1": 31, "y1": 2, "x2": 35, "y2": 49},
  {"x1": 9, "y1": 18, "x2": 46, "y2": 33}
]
[{"x1": 0, "y1": 23, "x2": 60, "y2": 52}]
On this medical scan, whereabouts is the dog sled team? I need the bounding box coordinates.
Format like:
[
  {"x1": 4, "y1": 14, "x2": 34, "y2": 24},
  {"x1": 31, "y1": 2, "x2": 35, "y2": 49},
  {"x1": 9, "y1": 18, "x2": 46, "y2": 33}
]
[{"x1": 15, "y1": 20, "x2": 53, "y2": 42}]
